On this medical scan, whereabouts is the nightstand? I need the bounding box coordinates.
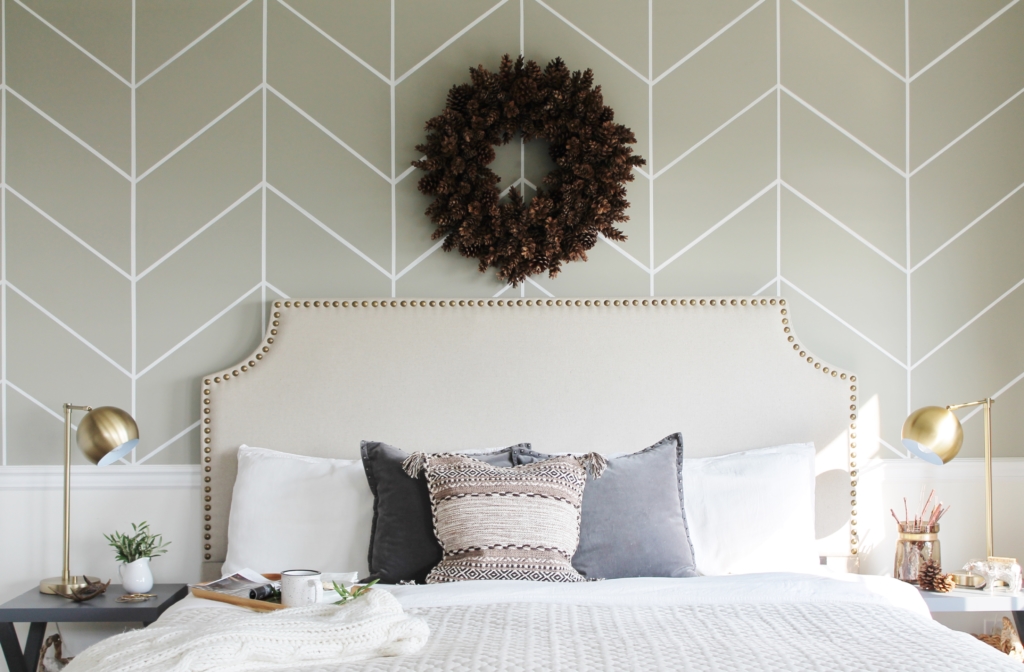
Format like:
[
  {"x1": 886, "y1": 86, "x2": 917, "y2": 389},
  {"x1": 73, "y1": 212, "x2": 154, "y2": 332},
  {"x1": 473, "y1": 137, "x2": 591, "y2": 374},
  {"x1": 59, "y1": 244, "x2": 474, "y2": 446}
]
[
  {"x1": 0, "y1": 584, "x2": 187, "y2": 672},
  {"x1": 918, "y1": 587, "x2": 1024, "y2": 634}
]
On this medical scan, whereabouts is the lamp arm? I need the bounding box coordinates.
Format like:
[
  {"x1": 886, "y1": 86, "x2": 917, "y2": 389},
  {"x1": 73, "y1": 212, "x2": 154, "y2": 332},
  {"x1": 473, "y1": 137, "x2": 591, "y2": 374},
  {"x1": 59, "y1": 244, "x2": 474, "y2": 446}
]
[
  {"x1": 60, "y1": 403, "x2": 92, "y2": 585},
  {"x1": 947, "y1": 398, "x2": 994, "y2": 411}
]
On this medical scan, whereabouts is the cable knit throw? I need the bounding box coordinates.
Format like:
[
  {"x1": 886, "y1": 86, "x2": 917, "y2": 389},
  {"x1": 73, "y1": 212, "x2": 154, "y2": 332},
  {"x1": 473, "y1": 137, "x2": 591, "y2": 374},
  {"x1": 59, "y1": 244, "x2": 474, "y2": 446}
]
[{"x1": 65, "y1": 590, "x2": 428, "y2": 672}]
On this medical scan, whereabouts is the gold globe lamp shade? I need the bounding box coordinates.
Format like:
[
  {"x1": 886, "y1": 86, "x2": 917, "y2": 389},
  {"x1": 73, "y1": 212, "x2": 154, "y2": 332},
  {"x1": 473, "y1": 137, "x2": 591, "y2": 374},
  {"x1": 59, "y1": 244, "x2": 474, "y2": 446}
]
[
  {"x1": 901, "y1": 405, "x2": 963, "y2": 466},
  {"x1": 40, "y1": 404, "x2": 140, "y2": 596},
  {"x1": 77, "y1": 406, "x2": 140, "y2": 466}
]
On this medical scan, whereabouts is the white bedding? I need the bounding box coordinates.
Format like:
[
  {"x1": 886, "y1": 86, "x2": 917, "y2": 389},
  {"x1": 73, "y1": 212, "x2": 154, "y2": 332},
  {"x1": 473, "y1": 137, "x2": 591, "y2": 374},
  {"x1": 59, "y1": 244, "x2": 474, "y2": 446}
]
[{"x1": 156, "y1": 572, "x2": 1017, "y2": 671}]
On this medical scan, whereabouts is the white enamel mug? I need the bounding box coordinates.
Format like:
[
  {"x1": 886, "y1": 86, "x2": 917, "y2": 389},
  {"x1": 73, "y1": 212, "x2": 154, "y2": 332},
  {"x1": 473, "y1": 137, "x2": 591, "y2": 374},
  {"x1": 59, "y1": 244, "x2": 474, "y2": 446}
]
[{"x1": 280, "y1": 569, "x2": 323, "y2": 607}]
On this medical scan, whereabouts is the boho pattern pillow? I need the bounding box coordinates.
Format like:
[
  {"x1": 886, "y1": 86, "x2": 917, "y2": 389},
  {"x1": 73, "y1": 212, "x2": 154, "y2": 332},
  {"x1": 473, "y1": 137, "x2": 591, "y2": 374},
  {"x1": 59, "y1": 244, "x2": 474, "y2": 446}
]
[{"x1": 403, "y1": 452, "x2": 606, "y2": 583}]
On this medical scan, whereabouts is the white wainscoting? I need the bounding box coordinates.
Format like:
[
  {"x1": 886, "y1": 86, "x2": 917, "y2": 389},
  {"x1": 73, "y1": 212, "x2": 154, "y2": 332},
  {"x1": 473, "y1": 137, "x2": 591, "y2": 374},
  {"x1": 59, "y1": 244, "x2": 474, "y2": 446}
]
[{"x1": 1, "y1": 459, "x2": 1023, "y2": 666}]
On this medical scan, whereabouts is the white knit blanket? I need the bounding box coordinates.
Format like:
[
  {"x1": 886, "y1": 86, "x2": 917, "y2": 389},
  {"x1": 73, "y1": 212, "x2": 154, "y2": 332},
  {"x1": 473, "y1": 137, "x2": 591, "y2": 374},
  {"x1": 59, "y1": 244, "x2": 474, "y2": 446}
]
[{"x1": 64, "y1": 590, "x2": 428, "y2": 672}]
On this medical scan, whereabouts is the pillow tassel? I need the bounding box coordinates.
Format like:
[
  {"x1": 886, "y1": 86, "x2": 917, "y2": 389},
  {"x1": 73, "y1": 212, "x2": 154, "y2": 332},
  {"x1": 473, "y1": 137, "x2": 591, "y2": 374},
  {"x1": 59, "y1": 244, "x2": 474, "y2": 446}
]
[
  {"x1": 578, "y1": 452, "x2": 607, "y2": 479},
  {"x1": 402, "y1": 452, "x2": 428, "y2": 478}
]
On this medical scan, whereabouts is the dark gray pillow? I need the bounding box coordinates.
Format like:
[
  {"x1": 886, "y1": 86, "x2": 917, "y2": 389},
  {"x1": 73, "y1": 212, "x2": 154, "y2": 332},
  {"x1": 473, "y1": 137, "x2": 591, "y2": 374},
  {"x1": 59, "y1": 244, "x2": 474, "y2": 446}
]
[
  {"x1": 515, "y1": 434, "x2": 697, "y2": 579},
  {"x1": 361, "y1": 441, "x2": 522, "y2": 584}
]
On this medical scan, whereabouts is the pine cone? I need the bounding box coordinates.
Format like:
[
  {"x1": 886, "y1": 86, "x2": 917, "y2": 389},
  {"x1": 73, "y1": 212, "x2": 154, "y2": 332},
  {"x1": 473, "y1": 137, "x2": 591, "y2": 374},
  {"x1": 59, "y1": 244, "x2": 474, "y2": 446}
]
[
  {"x1": 933, "y1": 573, "x2": 956, "y2": 593},
  {"x1": 919, "y1": 559, "x2": 943, "y2": 591}
]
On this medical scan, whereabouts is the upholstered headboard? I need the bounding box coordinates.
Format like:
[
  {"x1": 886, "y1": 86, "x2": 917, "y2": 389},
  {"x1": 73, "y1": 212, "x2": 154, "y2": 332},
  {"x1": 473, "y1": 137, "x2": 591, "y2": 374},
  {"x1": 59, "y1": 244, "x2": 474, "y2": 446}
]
[{"x1": 199, "y1": 297, "x2": 859, "y2": 580}]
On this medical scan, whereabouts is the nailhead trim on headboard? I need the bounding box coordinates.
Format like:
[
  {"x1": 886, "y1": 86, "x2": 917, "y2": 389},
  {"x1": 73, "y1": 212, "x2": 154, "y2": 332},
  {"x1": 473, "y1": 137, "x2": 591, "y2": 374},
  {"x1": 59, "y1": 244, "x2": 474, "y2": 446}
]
[{"x1": 200, "y1": 297, "x2": 858, "y2": 563}]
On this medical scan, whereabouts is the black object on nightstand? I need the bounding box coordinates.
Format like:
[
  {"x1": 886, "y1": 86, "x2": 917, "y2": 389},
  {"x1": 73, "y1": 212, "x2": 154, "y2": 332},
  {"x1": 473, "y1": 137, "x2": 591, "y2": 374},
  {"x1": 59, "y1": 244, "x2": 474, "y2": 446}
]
[{"x1": 0, "y1": 583, "x2": 187, "y2": 672}]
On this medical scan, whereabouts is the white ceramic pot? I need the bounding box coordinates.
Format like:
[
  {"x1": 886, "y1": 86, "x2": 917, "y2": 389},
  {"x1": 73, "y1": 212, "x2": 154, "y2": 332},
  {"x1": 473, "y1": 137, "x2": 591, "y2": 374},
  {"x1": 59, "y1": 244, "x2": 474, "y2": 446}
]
[{"x1": 119, "y1": 557, "x2": 154, "y2": 593}]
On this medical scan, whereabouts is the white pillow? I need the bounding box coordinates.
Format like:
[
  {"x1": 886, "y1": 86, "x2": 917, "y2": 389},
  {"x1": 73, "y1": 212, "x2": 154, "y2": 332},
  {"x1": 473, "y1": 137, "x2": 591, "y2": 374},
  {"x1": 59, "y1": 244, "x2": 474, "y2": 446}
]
[
  {"x1": 683, "y1": 443, "x2": 817, "y2": 576},
  {"x1": 222, "y1": 445, "x2": 373, "y2": 577}
]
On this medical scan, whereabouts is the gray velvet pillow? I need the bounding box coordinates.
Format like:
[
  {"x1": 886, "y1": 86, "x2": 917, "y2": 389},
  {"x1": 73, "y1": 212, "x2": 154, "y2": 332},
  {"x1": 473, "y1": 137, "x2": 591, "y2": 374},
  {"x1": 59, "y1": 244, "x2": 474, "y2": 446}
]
[
  {"x1": 361, "y1": 441, "x2": 522, "y2": 584},
  {"x1": 515, "y1": 434, "x2": 697, "y2": 579}
]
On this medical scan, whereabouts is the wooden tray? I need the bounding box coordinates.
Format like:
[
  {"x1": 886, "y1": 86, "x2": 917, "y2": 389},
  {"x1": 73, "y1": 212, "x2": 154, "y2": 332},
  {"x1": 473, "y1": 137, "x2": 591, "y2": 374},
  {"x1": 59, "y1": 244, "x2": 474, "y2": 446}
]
[{"x1": 190, "y1": 573, "x2": 286, "y2": 612}]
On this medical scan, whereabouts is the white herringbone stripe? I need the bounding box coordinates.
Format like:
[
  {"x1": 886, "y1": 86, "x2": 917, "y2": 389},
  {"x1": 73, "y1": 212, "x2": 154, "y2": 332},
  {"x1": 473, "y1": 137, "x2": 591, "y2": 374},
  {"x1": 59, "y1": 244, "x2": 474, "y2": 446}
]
[{"x1": 1, "y1": 0, "x2": 1021, "y2": 464}]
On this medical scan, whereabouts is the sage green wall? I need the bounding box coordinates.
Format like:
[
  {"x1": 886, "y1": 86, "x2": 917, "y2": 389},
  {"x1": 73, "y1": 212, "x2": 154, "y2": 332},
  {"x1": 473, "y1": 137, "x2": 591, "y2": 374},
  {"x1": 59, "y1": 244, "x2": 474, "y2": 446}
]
[{"x1": 2, "y1": 0, "x2": 1022, "y2": 465}]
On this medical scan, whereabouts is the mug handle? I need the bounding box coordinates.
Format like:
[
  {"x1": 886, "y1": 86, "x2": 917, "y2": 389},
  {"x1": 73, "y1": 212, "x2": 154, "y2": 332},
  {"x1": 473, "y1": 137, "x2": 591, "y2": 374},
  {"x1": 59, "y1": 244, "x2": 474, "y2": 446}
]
[{"x1": 309, "y1": 578, "x2": 323, "y2": 603}]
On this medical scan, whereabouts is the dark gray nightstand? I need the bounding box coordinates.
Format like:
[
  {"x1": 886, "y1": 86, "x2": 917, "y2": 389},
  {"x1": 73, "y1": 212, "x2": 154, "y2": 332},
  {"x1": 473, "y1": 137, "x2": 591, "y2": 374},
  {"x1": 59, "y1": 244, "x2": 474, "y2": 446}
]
[{"x1": 0, "y1": 584, "x2": 187, "y2": 672}]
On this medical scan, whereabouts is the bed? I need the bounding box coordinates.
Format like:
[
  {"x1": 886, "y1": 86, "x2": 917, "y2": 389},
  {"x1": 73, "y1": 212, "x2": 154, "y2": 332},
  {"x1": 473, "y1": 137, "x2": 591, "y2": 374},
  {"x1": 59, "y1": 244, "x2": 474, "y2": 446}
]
[{"x1": 79, "y1": 297, "x2": 1019, "y2": 671}]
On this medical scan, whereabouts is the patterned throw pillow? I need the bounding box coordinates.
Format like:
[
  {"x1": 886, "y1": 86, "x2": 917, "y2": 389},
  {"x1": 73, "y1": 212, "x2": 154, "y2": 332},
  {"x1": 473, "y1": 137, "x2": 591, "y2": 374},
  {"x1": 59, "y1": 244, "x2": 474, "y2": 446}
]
[{"x1": 403, "y1": 452, "x2": 606, "y2": 583}]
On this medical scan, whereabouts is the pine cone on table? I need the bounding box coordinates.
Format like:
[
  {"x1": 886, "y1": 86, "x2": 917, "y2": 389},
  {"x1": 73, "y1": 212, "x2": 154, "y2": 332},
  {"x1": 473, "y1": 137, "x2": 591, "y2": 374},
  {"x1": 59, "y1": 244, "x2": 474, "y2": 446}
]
[
  {"x1": 933, "y1": 573, "x2": 956, "y2": 593},
  {"x1": 918, "y1": 559, "x2": 943, "y2": 591}
]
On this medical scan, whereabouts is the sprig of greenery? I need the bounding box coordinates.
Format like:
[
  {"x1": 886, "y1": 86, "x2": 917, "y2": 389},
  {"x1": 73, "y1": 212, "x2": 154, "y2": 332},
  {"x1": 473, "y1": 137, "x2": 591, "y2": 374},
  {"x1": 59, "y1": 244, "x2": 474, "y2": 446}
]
[
  {"x1": 104, "y1": 521, "x2": 170, "y2": 563},
  {"x1": 332, "y1": 579, "x2": 378, "y2": 605}
]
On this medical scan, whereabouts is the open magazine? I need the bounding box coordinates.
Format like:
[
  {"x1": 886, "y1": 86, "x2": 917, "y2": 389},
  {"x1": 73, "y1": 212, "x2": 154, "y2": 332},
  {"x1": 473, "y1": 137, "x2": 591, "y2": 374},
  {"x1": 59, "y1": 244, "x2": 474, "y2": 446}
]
[{"x1": 189, "y1": 568, "x2": 279, "y2": 600}]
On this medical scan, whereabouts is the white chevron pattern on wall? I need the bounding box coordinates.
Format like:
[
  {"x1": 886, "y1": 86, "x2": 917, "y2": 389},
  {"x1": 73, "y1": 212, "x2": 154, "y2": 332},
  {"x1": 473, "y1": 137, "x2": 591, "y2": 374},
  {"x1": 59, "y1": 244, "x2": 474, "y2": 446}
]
[{"x1": 1, "y1": 0, "x2": 1022, "y2": 465}]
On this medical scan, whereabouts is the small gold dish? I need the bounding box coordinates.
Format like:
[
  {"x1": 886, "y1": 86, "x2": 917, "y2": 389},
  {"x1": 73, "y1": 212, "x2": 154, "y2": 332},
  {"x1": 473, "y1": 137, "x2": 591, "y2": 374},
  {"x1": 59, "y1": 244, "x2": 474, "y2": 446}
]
[{"x1": 950, "y1": 572, "x2": 986, "y2": 588}]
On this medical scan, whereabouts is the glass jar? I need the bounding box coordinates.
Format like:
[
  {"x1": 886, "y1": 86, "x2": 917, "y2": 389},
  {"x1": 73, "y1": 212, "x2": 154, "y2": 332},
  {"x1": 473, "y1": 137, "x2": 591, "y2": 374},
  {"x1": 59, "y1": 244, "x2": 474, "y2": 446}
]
[{"x1": 894, "y1": 525, "x2": 940, "y2": 583}]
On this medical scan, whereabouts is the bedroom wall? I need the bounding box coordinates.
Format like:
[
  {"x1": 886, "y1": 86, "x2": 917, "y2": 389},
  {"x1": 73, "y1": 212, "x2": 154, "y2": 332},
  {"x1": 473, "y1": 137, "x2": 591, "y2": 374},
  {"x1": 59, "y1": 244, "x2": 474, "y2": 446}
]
[{"x1": 1, "y1": 0, "x2": 1022, "y2": 470}]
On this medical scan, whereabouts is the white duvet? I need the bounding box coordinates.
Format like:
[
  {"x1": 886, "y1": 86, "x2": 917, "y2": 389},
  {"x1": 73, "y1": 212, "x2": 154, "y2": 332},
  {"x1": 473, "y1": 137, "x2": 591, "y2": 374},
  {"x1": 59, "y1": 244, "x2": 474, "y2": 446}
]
[{"x1": 136, "y1": 572, "x2": 1018, "y2": 671}]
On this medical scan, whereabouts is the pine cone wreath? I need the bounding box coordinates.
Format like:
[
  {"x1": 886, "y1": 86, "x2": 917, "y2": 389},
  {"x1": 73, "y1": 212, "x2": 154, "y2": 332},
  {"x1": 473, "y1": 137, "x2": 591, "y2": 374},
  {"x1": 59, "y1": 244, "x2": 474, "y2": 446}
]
[{"x1": 918, "y1": 559, "x2": 944, "y2": 591}]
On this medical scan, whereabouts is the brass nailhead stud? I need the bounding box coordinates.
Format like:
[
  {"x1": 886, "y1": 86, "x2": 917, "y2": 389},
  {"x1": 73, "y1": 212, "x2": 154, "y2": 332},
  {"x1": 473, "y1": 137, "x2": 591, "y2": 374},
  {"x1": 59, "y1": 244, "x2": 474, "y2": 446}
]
[
  {"x1": 204, "y1": 428, "x2": 211, "y2": 434},
  {"x1": 274, "y1": 302, "x2": 282, "y2": 308},
  {"x1": 806, "y1": 357, "x2": 813, "y2": 363},
  {"x1": 831, "y1": 371, "x2": 838, "y2": 377},
  {"x1": 204, "y1": 418, "x2": 210, "y2": 424},
  {"x1": 710, "y1": 300, "x2": 716, "y2": 306},
  {"x1": 547, "y1": 300, "x2": 553, "y2": 306},
  {"x1": 203, "y1": 389, "x2": 211, "y2": 395},
  {"x1": 204, "y1": 544, "x2": 211, "y2": 550},
  {"x1": 205, "y1": 504, "x2": 211, "y2": 510},
  {"x1": 203, "y1": 399, "x2": 211, "y2": 405},
  {"x1": 850, "y1": 375, "x2": 857, "y2": 382},
  {"x1": 314, "y1": 301, "x2": 321, "y2": 307},
  {"x1": 793, "y1": 344, "x2": 800, "y2": 350},
  {"x1": 372, "y1": 300, "x2": 379, "y2": 307},
  {"x1": 204, "y1": 467, "x2": 211, "y2": 472},
  {"x1": 333, "y1": 301, "x2": 339, "y2": 307},
  {"x1": 632, "y1": 299, "x2": 639, "y2": 306},
  {"x1": 497, "y1": 300, "x2": 504, "y2": 307},
  {"x1": 781, "y1": 308, "x2": 787, "y2": 315},
  {"x1": 699, "y1": 299, "x2": 706, "y2": 305},
  {"x1": 270, "y1": 329, "x2": 277, "y2": 336},
  {"x1": 782, "y1": 318, "x2": 789, "y2": 325},
  {"x1": 770, "y1": 299, "x2": 777, "y2": 305},
  {"x1": 284, "y1": 301, "x2": 291, "y2": 307},
  {"x1": 232, "y1": 369, "x2": 240, "y2": 376},
  {"x1": 205, "y1": 554, "x2": 212, "y2": 560},
  {"x1": 439, "y1": 300, "x2": 446, "y2": 307},
  {"x1": 731, "y1": 299, "x2": 737, "y2": 305},
  {"x1": 262, "y1": 347, "x2": 269, "y2": 353},
  {"x1": 788, "y1": 336, "x2": 794, "y2": 342},
  {"x1": 204, "y1": 378, "x2": 212, "y2": 385},
  {"x1": 204, "y1": 438, "x2": 211, "y2": 444},
  {"x1": 740, "y1": 299, "x2": 747, "y2": 305},
  {"x1": 823, "y1": 367, "x2": 829, "y2": 374},
  {"x1": 673, "y1": 299, "x2": 679, "y2": 305},
  {"x1": 272, "y1": 321, "x2": 279, "y2": 327},
  {"x1": 302, "y1": 301, "x2": 310, "y2": 307},
  {"x1": 575, "y1": 300, "x2": 581, "y2": 306},
  {"x1": 204, "y1": 447, "x2": 211, "y2": 453},
  {"x1": 361, "y1": 301, "x2": 368, "y2": 307},
  {"x1": 204, "y1": 476, "x2": 211, "y2": 482},
  {"x1": 343, "y1": 301, "x2": 350, "y2": 307},
  {"x1": 799, "y1": 351, "x2": 806, "y2": 357},
  {"x1": 214, "y1": 377, "x2": 221, "y2": 383},
  {"x1": 204, "y1": 486, "x2": 211, "y2": 492},
  {"x1": 204, "y1": 408, "x2": 210, "y2": 414},
  {"x1": 241, "y1": 366, "x2": 248, "y2": 372},
  {"x1": 205, "y1": 534, "x2": 211, "y2": 540},
  {"x1": 517, "y1": 300, "x2": 524, "y2": 306},
  {"x1": 690, "y1": 299, "x2": 697, "y2": 305},
  {"x1": 204, "y1": 514, "x2": 211, "y2": 520}
]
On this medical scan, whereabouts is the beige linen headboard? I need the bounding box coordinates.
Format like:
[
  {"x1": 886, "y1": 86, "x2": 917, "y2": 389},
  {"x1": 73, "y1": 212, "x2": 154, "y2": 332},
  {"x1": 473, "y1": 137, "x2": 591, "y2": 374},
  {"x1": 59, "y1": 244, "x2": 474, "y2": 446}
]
[{"x1": 200, "y1": 297, "x2": 859, "y2": 580}]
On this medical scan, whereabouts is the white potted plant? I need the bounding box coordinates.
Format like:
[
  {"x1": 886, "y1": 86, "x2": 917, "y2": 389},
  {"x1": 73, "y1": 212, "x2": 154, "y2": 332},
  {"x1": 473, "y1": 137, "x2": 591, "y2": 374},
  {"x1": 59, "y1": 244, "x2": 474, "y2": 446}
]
[{"x1": 104, "y1": 521, "x2": 169, "y2": 594}]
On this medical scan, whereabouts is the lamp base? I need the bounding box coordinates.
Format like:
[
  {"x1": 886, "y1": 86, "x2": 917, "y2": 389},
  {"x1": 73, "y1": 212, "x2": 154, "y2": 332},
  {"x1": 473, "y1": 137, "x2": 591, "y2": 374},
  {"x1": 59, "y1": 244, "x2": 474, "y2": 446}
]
[{"x1": 39, "y1": 575, "x2": 100, "y2": 596}]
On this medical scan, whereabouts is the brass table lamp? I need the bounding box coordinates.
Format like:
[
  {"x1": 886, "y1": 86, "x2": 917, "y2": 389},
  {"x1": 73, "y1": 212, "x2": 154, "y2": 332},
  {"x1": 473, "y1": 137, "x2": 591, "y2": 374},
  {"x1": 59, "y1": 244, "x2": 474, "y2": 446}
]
[
  {"x1": 902, "y1": 398, "x2": 994, "y2": 557},
  {"x1": 39, "y1": 404, "x2": 139, "y2": 596}
]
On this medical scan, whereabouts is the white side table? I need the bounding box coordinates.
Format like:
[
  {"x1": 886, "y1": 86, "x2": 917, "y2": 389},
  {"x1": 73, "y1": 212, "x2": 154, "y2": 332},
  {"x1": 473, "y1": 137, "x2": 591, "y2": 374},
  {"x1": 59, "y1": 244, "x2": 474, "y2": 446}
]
[{"x1": 919, "y1": 588, "x2": 1024, "y2": 634}]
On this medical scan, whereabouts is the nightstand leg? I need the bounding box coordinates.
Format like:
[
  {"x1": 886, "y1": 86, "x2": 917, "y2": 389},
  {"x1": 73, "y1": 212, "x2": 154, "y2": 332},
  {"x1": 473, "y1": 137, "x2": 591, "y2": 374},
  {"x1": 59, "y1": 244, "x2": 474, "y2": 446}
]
[
  {"x1": 23, "y1": 623, "x2": 46, "y2": 672},
  {"x1": 0, "y1": 622, "x2": 27, "y2": 672}
]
